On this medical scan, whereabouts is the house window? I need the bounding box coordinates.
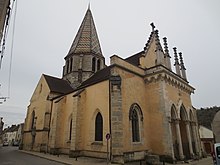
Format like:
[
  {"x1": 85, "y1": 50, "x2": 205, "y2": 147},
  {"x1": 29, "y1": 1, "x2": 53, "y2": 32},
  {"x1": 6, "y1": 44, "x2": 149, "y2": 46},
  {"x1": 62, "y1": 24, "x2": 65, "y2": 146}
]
[
  {"x1": 92, "y1": 57, "x2": 96, "y2": 72},
  {"x1": 95, "y1": 112, "x2": 103, "y2": 141},
  {"x1": 129, "y1": 104, "x2": 142, "y2": 142}
]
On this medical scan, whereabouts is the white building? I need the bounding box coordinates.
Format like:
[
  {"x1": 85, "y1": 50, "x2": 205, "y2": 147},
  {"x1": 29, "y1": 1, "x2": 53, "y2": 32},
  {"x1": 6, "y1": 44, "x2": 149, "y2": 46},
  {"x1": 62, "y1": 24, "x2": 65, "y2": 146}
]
[{"x1": 199, "y1": 125, "x2": 214, "y2": 155}]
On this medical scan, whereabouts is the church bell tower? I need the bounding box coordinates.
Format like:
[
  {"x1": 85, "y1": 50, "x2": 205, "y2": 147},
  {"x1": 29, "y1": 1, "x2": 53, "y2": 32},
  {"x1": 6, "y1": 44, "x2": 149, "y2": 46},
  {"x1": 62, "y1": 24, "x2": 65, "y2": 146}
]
[{"x1": 62, "y1": 7, "x2": 105, "y2": 88}]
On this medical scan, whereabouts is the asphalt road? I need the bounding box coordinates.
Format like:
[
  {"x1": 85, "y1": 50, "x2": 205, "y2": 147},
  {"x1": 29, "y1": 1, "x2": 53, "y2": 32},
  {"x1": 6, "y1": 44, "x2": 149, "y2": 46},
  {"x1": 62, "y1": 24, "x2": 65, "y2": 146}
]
[
  {"x1": 0, "y1": 146, "x2": 65, "y2": 165},
  {"x1": 0, "y1": 146, "x2": 214, "y2": 165}
]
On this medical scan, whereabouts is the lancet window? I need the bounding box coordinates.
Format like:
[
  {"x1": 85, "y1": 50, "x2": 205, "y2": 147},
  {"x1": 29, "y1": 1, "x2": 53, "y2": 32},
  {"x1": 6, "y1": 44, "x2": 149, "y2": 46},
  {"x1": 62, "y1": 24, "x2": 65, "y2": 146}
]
[{"x1": 95, "y1": 112, "x2": 103, "y2": 141}]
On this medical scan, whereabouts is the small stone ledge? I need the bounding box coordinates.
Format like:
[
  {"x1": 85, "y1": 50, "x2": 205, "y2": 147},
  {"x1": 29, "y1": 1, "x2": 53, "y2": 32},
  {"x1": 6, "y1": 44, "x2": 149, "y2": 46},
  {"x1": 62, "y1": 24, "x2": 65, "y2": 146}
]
[{"x1": 91, "y1": 141, "x2": 103, "y2": 145}]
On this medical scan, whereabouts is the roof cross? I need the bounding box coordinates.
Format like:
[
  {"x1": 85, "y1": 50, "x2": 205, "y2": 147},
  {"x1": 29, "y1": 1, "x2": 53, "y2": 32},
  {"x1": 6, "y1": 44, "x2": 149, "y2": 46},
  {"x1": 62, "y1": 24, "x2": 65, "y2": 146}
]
[{"x1": 150, "y1": 22, "x2": 155, "y2": 31}]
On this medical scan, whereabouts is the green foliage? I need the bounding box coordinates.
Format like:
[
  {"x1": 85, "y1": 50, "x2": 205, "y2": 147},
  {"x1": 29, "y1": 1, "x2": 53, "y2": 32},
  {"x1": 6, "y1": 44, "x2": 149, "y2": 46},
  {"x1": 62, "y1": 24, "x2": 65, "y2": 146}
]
[{"x1": 196, "y1": 106, "x2": 220, "y2": 130}]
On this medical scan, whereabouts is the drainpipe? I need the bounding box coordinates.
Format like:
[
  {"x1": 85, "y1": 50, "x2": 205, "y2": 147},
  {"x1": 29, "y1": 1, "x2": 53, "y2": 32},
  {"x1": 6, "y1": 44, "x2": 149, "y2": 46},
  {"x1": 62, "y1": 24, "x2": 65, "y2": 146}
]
[
  {"x1": 47, "y1": 97, "x2": 54, "y2": 153},
  {"x1": 108, "y1": 79, "x2": 112, "y2": 161}
]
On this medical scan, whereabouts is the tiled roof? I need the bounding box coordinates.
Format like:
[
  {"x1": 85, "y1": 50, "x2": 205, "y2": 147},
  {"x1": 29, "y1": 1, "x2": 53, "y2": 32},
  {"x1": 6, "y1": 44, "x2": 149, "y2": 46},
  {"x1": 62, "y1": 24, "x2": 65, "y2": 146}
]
[
  {"x1": 66, "y1": 8, "x2": 103, "y2": 58},
  {"x1": 43, "y1": 74, "x2": 73, "y2": 94}
]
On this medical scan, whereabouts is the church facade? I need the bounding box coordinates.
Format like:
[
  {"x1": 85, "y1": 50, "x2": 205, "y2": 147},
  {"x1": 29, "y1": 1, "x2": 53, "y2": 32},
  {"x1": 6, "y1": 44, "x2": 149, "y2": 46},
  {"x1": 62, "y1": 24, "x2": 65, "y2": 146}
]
[{"x1": 22, "y1": 7, "x2": 202, "y2": 164}]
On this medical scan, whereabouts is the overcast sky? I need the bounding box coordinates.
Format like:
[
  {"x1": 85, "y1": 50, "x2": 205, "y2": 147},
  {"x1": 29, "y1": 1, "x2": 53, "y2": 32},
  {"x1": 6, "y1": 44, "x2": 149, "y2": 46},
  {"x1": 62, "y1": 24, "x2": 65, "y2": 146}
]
[{"x1": 0, "y1": 0, "x2": 219, "y2": 127}]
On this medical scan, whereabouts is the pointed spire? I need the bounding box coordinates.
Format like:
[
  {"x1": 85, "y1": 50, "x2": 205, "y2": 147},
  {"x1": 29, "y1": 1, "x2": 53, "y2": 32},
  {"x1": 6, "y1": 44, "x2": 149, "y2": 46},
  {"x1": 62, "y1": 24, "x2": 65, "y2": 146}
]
[
  {"x1": 163, "y1": 37, "x2": 171, "y2": 70},
  {"x1": 173, "y1": 47, "x2": 181, "y2": 76},
  {"x1": 179, "y1": 52, "x2": 187, "y2": 80},
  {"x1": 88, "y1": 2, "x2": 90, "y2": 10},
  {"x1": 66, "y1": 7, "x2": 103, "y2": 57}
]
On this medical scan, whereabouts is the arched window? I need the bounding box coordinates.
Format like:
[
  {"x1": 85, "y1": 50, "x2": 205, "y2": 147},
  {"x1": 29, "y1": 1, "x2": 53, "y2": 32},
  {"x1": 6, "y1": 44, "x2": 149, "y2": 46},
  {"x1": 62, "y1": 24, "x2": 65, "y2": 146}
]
[
  {"x1": 92, "y1": 57, "x2": 96, "y2": 72},
  {"x1": 129, "y1": 104, "x2": 142, "y2": 142},
  {"x1": 69, "y1": 119, "x2": 72, "y2": 141},
  {"x1": 97, "y1": 59, "x2": 101, "y2": 71},
  {"x1": 131, "y1": 109, "x2": 140, "y2": 142},
  {"x1": 180, "y1": 105, "x2": 188, "y2": 121},
  {"x1": 95, "y1": 112, "x2": 103, "y2": 141},
  {"x1": 70, "y1": 58, "x2": 73, "y2": 72},
  {"x1": 66, "y1": 60, "x2": 69, "y2": 74}
]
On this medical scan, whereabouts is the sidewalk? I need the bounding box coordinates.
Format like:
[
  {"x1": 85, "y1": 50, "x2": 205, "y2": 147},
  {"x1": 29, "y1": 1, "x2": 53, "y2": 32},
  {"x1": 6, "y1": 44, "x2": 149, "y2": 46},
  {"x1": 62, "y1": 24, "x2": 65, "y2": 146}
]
[
  {"x1": 19, "y1": 150, "x2": 213, "y2": 165},
  {"x1": 20, "y1": 150, "x2": 111, "y2": 165},
  {"x1": 167, "y1": 157, "x2": 213, "y2": 165}
]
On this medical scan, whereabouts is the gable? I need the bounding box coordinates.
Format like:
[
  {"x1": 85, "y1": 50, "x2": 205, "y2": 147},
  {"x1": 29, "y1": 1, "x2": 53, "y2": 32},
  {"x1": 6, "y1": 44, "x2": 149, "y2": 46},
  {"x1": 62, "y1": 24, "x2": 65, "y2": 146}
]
[
  {"x1": 140, "y1": 35, "x2": 165, "y2": 69},
  {"x1": 30, "y1": 75, "x2": 51, "y2": 102},
  {"x1": 30, "y1": 74, "x2": 73, "y2": 102}
]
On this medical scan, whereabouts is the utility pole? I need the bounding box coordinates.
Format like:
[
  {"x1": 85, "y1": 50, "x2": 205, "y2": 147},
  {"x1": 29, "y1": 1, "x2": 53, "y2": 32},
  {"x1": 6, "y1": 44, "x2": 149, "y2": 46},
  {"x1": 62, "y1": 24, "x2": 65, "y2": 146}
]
[{"x1": 0, "y1": 117, "x2": 4, "y2": 145}]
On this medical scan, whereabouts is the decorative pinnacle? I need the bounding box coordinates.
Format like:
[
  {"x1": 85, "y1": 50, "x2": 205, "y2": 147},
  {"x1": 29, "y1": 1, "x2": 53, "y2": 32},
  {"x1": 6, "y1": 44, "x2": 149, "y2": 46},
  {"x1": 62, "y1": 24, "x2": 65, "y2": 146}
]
[
  {"x1": 155, "y1": 30, "x2": 159, "y2": 39},
  {"x1": 179, "y1": 52, "x2": 186, "y2": 70},
  {"x1": 155, "y1": 30, "x2": 161, "y2": 51},
  {"x1": 150, "y1": 22, "x2": 155, "y2": 32},
  {"x1": 179, "y1": 52, "x2": 183, "y2": 63},
  {"x1": 173, "y1": 47, "x2": 177, "y2": 56},
  {"x1": 163, "y1": 37, "x2": 167, "y2": 44},
  {"x1": 163, "y1": 37, "x2": 170, "y2": 57},
  {"x1": 173, "y1": 47, "x2": 179, "y2": 65}
]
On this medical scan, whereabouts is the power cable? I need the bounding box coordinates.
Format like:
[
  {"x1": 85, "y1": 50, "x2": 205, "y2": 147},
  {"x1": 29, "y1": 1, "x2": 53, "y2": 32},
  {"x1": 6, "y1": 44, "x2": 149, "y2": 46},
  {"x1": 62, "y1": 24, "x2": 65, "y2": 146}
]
[
  {"x1": 8, "y1": 0, "x2": 18, "y2": 98},
  {"x1": 0, "y1": 0, "x2": 17, "y2": 102},
  {"x1": 0, "y1": 1, "x2": 11, "y2": 68}
]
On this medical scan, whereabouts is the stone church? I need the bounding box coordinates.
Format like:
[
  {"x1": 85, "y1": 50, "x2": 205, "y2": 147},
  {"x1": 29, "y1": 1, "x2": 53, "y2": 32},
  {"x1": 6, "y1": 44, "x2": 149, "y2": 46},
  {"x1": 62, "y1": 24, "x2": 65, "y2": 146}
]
[{"x1": 22, "y1": 7, "x2": 202, "y2": 164}]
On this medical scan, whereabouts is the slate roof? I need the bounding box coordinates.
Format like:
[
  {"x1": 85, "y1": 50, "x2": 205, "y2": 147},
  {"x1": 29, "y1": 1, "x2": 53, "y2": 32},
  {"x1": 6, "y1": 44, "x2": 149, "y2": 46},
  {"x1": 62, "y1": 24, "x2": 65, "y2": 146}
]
[
  {"x1": 77, "y1": 51, "x2": 145, "y2": 89},
  {"x1": 79, "y1": 66, "x2": 111, "y2": 89},
  {"x1": 125, "y1": 51, "x2": 144, "y2": 67},
  {"x1": 66, "y1": 7, "x2": 103, "y2": 58},
  {"x1": 43, "y1": 74, "x2": 73, "y2": 94}
]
